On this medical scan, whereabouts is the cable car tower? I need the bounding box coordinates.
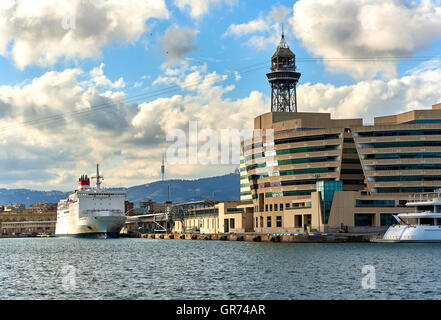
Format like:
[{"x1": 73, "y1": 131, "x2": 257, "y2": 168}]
[{"x1": 266, "y1": 30, "x2": 301, "y2": 112}]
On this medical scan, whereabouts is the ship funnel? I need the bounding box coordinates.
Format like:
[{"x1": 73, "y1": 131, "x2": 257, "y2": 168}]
[{"x1": 78, "y1": 174, "x2": 90, "y2": 191}]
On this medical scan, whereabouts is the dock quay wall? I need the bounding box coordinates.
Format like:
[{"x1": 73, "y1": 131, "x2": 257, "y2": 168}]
[{"x1": 133, "y1": 232, "x2": 376, "y2": 242}]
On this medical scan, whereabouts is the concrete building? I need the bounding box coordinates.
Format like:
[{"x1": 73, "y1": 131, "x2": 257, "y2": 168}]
[
  {"x1": 3, "y1": 203, "x2": 25, "y2": 212},
  {"x1": 28, "y1": 202, "x2": 57, "y2": 213},
  {"x1": 0, "y1": 221, "x2": 56, "y2": 234},
  {"x1": 240, "y1": 155, "x2": 252, "y2": 201},
  {"x1": 245, "y1": 104, "x2": 441, "y2": 233},
  {"x1": 243, "y1": 33, "x2": 441, "y2": 233},
  {"x1": 139, "y1": 199, "x2": 167, "y2": 214},
  {"x1": 172, "y1": 200, "x2": 254, "y2": 234}
]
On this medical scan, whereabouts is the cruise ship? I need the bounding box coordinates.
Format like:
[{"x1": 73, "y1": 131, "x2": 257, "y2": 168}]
[
  {"x1": 55, "y1": 164, "x2": 126, "y2": 238},
  {"x1": 375, "y1": 193, "x2": 441, "y2": 242}
]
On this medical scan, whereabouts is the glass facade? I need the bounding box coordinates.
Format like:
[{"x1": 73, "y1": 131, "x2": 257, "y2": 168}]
[
  {"x1": 280, "y1": 167, "x2": 337, "y2": 176},
  {"x1": 358, "y1": 141, "x2": 441, "y2": 149},
  {"x1": 373, "y1": 176, "x2": 441, "y2": 182},
  {"x1": 354, "y1": 214, "x2": 374, "y2": 226},
  {"x1": 380, "y1": 214, "x2": 395, "y2": 226},
  {"x1": 275, "y1": 133, "x2": 341, "y2": 145},
  {"x1": 316, "y1": 181, "x2": 343, "y2": 224},
  {"x1": 265, "y1": 190, "x2": 316, "y2": 197},
  {"x1": 376, "y1": 187, "x2": 438, "y2": 193},
  {"x1": 276, "y1": 144, "x2": 339, "y2": 155},
  {"x1": 278, "y1": 156, "x2": 338, "y2": 166},
  {"x1": 357, "y1": 128, "x2": 441, "y2": 137},
  {"x1": 366, "y1": 164, "x2": 441, "y2": 171},
  {"x1": 355, "y1": 200, "x2": 395, "y2": 207},
  {"x1": 363, "y1": 152, "x2": 441, "y2": 160}
]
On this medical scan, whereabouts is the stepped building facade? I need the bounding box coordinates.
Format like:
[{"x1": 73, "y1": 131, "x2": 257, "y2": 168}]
[{"x1": 242, "y1": 33, "x2": 441, "y2": 233}]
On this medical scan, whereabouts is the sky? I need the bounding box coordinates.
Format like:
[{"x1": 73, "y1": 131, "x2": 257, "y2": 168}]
[{"x1": 2, "y1": 0, "x2": 441, "y2": 191}]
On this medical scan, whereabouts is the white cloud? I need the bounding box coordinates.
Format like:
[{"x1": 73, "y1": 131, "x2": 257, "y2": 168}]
[
  {"x1": 0, "y1": 66, "x2": 137, "y2": 189},
  {"x1": 174, "y1": 0, "x2": 235, "y2": 19},
  {"x1": 292, "y1": 0, "x2": 441, "y2": 79},
  {"x1": 135, "y1": 63, "x2": 267, "y2": 137},
  {"x1": 0, "y1": 0, "x2": 169, "y2": 69},
  {"x1": 298, "y1": 58, "x2": 441, "y2": 122},
  {"x1": 159, "y1": 25, "x2": 199, "y2": 65},
  {"x1": 224, "y1": 5, "x2": 292, "y2": 50},
  {"x1": 89, "y1": 63, "x2": 125, "y2": 89},
  {"x1": 224, "y1": 15, "x2": 268, "y2": 37},
  {"x1": 133, "y1": 81, "x2": 143, "y2": 88},
  {"x1": 4, "y1": 53, "x2": 441, "y2": 191},
  {"x1": 0, "y1": 62, "x2": 268, "y2": 190}
]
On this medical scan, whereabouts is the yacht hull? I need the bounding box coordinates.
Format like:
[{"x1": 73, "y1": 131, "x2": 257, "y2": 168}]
[{"x1": 378, "y1": 224, "x2": 441, "y2": 242}]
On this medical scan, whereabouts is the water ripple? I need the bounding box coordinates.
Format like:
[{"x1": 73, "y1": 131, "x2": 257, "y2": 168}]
[{"x1": 1, "y1": 239, "x2": 441, "y2": 299}]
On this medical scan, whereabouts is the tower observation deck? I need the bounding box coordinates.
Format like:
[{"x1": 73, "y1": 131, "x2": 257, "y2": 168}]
[{"x1": 266, "y1": 32, "x2": 301, "y2": 112}]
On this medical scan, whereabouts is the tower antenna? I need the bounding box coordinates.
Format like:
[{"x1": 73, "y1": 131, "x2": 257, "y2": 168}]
[
  {"x1": 266, "y1": 29, "x2": 301, "y2": 112},
  {"x1": 161, "y1": 155, "x2": 165, "y2": 181},
  {"x1": 91, "y1": 163, "x2": 104, "y2": 190}
]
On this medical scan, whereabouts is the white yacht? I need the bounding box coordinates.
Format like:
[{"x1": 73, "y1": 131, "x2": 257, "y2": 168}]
[{"x1": 375, "y1": 193, "x2": 441, "y2": 242}]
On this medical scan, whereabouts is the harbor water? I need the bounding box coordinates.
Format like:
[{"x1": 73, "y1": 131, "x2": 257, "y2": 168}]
[{"x1": 1, "y1": 238, "x2": 441, "y2": 300}]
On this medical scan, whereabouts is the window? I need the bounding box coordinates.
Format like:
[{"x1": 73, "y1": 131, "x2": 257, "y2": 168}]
[
  {"x1": 295, "y1": 215, "x2": 302, "y2": 228},
  {"x1": 380, "y1": 214, "x2": 395, "y2": 226},
  {"x1": 280, "y1": 203, "x2": 284, "y2": 211},
  {"x1": 267, "y1": 216, "x2": 272, "y2": 228},
  {"x1": 266, "y1": 190, "x2": 316, "y2": 197},
  {"x1": 260, "y1": 216, "x2": 263, "y2": 228},
  {"x1": 269, "y1": 204, "x2": 273, "y2": 211},
  {"x1": 420, "y1": 218, "x2": 435, "y2": 226},
  {"x1": 265, "y1": 204, "x2": 268, "y2": 212},
  {"x1": 276, "y1": 144, "x2": 339, "y2": 156},
  {"x1": 275, "y1": 133, "x2": 340, "y2": 145},
  {"x1": 354, "y1": 214, "x2": 374, "y2": 226},
  {"x1": 276, "y1": 216, "x2": 282, "y2": 227},
  {"x1": 274, "y1": 204, "x2": 278, "y2": 211},
  {"x1": 286, "y1": 203, "x2": 290, "y2": 209},
  {"x1": 230, "y1": 219, "x2": 235, "y2": 229},
  {"x1": 356, "y1": 200, "x2": 395, "y2": 207},
  {"x1": 255, "y1": 217, "x2": 258, "y2": 228}
]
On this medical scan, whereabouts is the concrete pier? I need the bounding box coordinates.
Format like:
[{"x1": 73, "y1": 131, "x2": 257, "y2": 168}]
[{"x1": 134, "y1": 232, "x2": 376, "y2": 242}]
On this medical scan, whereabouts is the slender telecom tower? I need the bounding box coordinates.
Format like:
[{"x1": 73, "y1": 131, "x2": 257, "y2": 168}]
[
  {"x1": 161, "y1": 156, "x2": 165, "y2": 181},
  {"x1": 266, "y1": 30, "x2": 301, "y2": 112}
]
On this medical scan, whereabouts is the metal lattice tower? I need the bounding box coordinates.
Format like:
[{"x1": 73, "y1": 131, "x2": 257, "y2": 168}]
[{"x1": 266, "y1": 32, "x2": 301, "y2": 112}]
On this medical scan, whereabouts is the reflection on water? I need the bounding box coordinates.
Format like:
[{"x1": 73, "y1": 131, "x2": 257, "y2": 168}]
[{"x1": 1, "y1": 238, "x2": 441, "y2": 299}]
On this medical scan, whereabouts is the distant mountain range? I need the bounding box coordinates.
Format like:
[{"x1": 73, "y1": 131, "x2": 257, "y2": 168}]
[{"x1": 0, "y1": 173, "x2": 240, "y2": 207}]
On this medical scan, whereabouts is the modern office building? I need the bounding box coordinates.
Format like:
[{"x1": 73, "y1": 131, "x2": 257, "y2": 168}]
[
  {"x1": 240, "y1": 155, "x2": 252, "y2": 201},
  {"x1": 243, "y1": 33, "x2": 441, "y2": 233}
]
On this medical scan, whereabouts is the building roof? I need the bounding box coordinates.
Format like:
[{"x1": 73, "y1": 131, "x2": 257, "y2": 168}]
[
  {"x1": 272, "y1": 46, "x2": 295, "y2": 59},
  {"x1": 271, "y1": 34, "x2": 295, "y2": 59}
]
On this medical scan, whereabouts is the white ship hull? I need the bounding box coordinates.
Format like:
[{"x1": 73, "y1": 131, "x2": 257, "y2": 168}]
[
  {"x1": 55, "y1": 215, "x2": 126, "y2": 238},
  {"x1": 376, "y1": 225, "x2": 441, "y2": 243},
  {"x1": 55, "y1": 167, "x2": 127, "y2": 239}
]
